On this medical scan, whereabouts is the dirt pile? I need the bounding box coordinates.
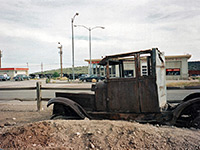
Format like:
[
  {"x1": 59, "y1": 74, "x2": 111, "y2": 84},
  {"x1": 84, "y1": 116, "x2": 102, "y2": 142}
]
[
  {"x1": 0, "y1": 120, "x2": 200, "y2": 150},
  {"x1": 0, "y1": 121, "x2": 55, "y2": 149}
]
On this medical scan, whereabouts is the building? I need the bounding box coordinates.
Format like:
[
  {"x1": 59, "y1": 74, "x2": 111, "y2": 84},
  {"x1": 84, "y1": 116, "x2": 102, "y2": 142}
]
[
  {"x1": 165, "y1": 55, "x2": 191, "y2": 80},
  {"x1": 0, "y1": 68, "x2": 29, "y2": 78},
  {"x1": 188, "y1": 61, "x2": 200, "y2": 76},
  {"x1": 85, "y1": 54, "x2": 191, "y2": 80}
]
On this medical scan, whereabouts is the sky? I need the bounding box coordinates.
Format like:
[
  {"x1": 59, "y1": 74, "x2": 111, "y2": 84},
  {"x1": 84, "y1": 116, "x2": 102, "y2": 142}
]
[{"x1": 0, "y1": 0, "x2": 200, "y2": 73}]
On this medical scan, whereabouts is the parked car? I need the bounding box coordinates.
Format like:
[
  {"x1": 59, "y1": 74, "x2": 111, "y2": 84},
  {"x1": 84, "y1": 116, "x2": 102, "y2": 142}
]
[
  {"x1": 79, "y1": 74, "x2": 105, "y2": 82},
  {"x1": 79, "y1": 74, "x2": 89, "y2": 79},
  {"x1": 0, "y1": 74, "x2": 10, "y2": 81},
  {"x1": 15, "y1": 74, "x2": 30, "y2": 81},
  {"x1": 0, "y1": 75, "x2": 7, "y2": 81},
  {"x1": 6, "y1": 76, "x2": 11, "y2": 80}
]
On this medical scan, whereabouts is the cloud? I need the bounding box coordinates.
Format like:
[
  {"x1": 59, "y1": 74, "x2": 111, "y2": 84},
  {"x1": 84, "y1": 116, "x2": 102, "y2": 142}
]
[
  {"x1": 0, "y1": 0, "x2": 200, "y2": 73},
  {"x1": 0, "y1": 22, "x2": 64, "y2": 43}
]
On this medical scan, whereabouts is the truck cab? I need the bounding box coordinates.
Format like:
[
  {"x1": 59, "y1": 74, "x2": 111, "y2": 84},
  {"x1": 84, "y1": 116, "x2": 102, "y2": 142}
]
[{"x1": 94, "y1": 48, "x2": 166, "y2": 114}]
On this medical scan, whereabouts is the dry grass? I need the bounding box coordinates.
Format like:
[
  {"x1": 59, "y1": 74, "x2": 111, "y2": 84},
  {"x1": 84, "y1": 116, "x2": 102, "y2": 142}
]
[
  {"x1": 59, "y1": 77, "x2": 68, "y2": 81},
  {"x1": 166, "y1": 80, "x2": 200, "y2": 87}
]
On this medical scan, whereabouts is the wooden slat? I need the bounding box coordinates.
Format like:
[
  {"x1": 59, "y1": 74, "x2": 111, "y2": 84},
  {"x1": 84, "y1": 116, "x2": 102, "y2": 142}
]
[
  {"x1": 0, "y1": 87, "x2": 36, "y2": 90},
  {"x1": 0, "y1": 87, "x2": 91, "y2": 91},
  {"x1": 41, "y1": 87, "x2": 91, "y2": 90}
]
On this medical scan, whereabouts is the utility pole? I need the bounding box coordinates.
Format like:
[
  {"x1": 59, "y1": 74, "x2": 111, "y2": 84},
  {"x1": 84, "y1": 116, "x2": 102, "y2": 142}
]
[
  {"x1": 58, "y1": 42, "x2": 63, "y2": 78},
  {"x1": 0, "y1": 50, "x2": 2, "y2": 68},
  {"x1": 41, "y1": 62, "x2": 43, "y2": 73}
]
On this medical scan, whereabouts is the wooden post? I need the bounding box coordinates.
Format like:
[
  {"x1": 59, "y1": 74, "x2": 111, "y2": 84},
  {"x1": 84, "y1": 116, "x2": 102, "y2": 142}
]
[
  {"x1": 134, "y1": 54, "x2": 141, "y2": 77},
  {"x1": 147, "y1": 56, "x2": 151, "y2": 76},
  {"x1": 151, "y1": 48, "x2": 156, "y2": 77},
  {"x1": 106, "y1": 61, "x2": 110, "y2": 79},
  {"x1": 36, "y1": 82, "x2": 42, "y2": 111}
]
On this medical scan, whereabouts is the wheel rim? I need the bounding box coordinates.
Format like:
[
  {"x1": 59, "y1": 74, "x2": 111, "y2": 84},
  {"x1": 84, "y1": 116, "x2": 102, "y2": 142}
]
[
  {"x1": 191, "y1": 116, "x2": 200, "y2": 128},
  {"x1": 175, "y1": 102, "x2": 200, "y2": 128}
]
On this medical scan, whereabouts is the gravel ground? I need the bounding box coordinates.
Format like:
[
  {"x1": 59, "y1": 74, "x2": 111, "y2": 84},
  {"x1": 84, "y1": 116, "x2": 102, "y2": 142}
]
[{"x1": 0, "y1": 101, "x2": 200, "y2": 150}]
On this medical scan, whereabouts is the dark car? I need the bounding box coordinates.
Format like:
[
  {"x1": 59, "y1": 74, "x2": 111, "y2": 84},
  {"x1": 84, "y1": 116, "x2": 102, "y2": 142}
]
[
  {"x1": 79, "y1": 74, "x2": 89, "y2": 79},
  {"x1": 79, "y1": 74, "x2": 105, "y2": 82},
  {"x1": 15, "y1": 74, "x2": 30, "y2": 81},
  {"x1": 0, "y1": 75, "x2": 7, "y2": 81}
]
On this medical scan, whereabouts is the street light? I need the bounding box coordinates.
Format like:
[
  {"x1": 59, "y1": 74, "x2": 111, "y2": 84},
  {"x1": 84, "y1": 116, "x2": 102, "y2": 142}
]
[
  {"x1": 58, "y1": 42, "x2": 63, "y2": 78},
  {"x1": 74, "y1": 25, "x2": 105, "y2": 75},
  {"x1": 0, "y1": 50, "x2": 2, "y2": 68},
  {"x1": 71, "y1": 12, "x2": 79, "y2": 81}
]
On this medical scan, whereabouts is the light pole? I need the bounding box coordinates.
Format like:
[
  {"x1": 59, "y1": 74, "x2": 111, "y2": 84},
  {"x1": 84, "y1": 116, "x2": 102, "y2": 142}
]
[
  {"x1": 71, "y1": 12, "x2": 79, "y2": 81},
  {"x1": 74, "y1": 25, "x2": 105, "y2": 75},
  {"x1": 0, "y1": 50, "x2": 2, "y2": 68},
  {"x1": 58, "y1": 42, "x2": 63, "y2": 78}
]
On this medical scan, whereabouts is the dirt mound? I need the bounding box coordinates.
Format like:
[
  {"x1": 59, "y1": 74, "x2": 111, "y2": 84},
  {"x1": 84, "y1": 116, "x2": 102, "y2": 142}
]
[
  {"x1": 0, "y1": 120, "x2": 200, "y2": 150},
  {"x1": 0, "y1": 121, "x2": 55, "y2": 149}
]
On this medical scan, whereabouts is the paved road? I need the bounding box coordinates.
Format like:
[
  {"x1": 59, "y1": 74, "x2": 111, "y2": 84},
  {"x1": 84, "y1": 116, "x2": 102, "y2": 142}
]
[
  {"x1": 167, "y1": 89, "x2": 200, "y2": 101},
  {"x1": 0, "y1": 79, "x2": 93, "y2": 101},
  {"x1": 0, "y1": 79, "x2": 200, "y2": 101}
]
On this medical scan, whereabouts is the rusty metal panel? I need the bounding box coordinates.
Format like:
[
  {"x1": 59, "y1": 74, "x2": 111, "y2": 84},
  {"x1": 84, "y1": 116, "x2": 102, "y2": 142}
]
[
  {"x1": 95, "y1": 82, "x2": 107, "y2": 111},
  {"x1": 138, "y1": 76, "x2": 160, "y2": 113},
  {"x1": 107, "y1": 78, "x2": 140, "y2": 113},
  {"x1": 56, "y1": 92, "x2": 96, "y2": 111},
  {"x1": 99, "y1": 49, "x2": 152, "y2": 65}
]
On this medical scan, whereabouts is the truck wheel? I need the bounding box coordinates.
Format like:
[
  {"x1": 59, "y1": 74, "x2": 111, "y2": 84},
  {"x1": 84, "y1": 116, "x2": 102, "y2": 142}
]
[
  {"x1": 175, "y1": 102, "x2": 200, "y2": 129},
  {"x1": 191, "y1": 116, "x2": 200, "y2": 128}
]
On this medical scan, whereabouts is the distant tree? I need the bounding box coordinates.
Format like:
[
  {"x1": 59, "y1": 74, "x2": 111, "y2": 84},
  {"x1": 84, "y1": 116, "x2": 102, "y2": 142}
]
[{"x1": 53, "y1": 72, "x2": 59, "y2": 78}]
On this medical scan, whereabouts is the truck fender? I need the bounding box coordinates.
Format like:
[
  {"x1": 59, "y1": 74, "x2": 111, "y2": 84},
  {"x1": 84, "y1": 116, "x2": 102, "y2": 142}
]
[
  {"x1": 47, "y1": 97, "x2": 91, "y2": 119},
  {"x1": 171, "y1": 97, "x2": 200, "y2": 125},
  {"x1": 182, "y1": 92, "x2": 200, "y2": 102}
]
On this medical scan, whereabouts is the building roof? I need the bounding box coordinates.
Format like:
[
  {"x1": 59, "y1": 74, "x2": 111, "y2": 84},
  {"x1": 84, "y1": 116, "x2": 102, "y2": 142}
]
[
  {"x1": 0, "y1": 68, "x2": 29, "y2": 71},
  {"x1": 84, "y1": 59, "x2": 101, "y2": 63},
  {"x1": 165, "y1": 54, "x2": 191, "y2": 59}
]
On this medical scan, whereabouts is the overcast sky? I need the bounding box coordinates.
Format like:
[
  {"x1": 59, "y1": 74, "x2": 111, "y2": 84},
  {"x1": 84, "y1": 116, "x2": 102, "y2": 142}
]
[{"x1": 0, "y1": 0, "x2": 200, "y2": 73}]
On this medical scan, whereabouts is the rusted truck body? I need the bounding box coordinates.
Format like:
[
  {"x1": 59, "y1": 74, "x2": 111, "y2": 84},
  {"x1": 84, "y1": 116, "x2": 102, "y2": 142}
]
[{"x1": 47, "y1": 48, "x2": 200, "y2": 128}]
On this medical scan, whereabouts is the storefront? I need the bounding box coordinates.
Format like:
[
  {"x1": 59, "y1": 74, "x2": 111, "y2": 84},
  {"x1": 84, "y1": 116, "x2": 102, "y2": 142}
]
[
  {"x1": 165, "y1": 55, "x2": 191, "y2": 80},
  {"x1": 188, "y1": 61, "x2": 200, "y2": 76},
  {"x1": 0, "y1": 68, "x2": 29, "y2": 78}
]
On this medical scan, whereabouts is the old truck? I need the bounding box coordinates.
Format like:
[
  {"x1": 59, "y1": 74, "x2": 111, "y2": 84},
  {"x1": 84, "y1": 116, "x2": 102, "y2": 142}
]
[{"x1": 47, "y1": 48, "x2": 200, "y2": 128}]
